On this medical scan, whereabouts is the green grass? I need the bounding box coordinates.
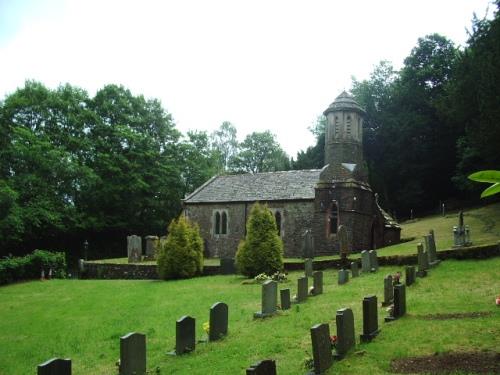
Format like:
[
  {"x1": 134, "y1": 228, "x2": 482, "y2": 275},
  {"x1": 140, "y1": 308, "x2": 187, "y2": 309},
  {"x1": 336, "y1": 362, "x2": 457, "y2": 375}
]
[{"x1": 1, "y1": 258, "x2": 499, "y2": 374}]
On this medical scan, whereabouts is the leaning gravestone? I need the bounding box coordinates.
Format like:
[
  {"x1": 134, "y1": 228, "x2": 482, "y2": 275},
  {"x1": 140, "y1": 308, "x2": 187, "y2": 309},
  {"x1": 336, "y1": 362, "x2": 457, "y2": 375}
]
[
  {"x1": 405, "y1": 266, "x2": 416, "y2": 286},
  {"x1": 175, "y1": 316, "x2": 195, "y2": 354},
  {"x1": 302, "y1": 229, "x2": 314, "y2": 259},
  {"x1": 144, "y1": 235, "x2": 158, "y2": 259},
  {"x1": 385, "y1": 284, "x2": 406, "y2": 322},
  {"x1": 369, "y1": 250, "x2": 379, "y2": 272},
  {"x1": 127, "y1": 235, "x2": 142, "y2": 263},
  {"x1": 310, "y1": 323, "x2": 333, "y2": 374},
  {"x1": 280, "y1": 288, "x2": 291, "y2": 310},
  {"x1": 296, "y1": 277, "x2": 308, "y2": 302},
  {"x1": 254, "y1": 280, "x2": 278, "y2": 318},
  {"x1": 350, "y1": 261, "x2": 359, "y2": 277},
  {"x1": 37, "y1": 358, "x2": 71, "y2": 375},
  {"x1": 382, "y1": 275, "x2": 394, "y2": 306},
  {"x1": 304, "y1": 258, "x2": 313, "y2": 278},
  {"x1": 338, "y1": 269, "x2": 349, "y2": 285},
  {"x1": 360, "y1": 295, "x2": 379, "y2": 342},
  {"x1": 335, "y1": 308, "x2": 355, "y2": 358},
  {"x1": 220, "y1": 258, "x2": 236, "y2": 274},
  {"x1": 312, "y1": 271, "x2": 323, "y2": 295},
  {"x1": 361, "y1": 250, "x2": 371, "y2": 273},
  {"x1": 119, "y1": 332, "x2": 146, "y2": 375},
  {"x1": 416, "y1": 243, "x2": 428, "y2": 277},
  {"x1": 246, "y1": 359, "x2": 277, "y2": 375},
  {"x1": 209, "y1": 302, "x2": 228, "y2": 341}
]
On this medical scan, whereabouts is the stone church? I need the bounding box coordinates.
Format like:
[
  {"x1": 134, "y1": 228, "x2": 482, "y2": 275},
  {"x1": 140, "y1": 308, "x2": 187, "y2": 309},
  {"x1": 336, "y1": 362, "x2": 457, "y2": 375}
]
[{"x1": 182, "y1": 92, "x2": 400, "y2": 258}]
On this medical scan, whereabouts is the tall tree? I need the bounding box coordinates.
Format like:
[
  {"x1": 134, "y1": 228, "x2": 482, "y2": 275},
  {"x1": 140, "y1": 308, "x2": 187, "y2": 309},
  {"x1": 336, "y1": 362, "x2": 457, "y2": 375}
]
[{"x1": 210, "y1": 121, "x2": 239, "y2": 173}]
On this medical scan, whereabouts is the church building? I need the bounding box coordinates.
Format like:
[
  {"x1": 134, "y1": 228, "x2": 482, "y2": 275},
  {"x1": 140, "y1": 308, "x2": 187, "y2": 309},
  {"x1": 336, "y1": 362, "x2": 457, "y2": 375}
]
[{"x1": 182, "y1": 92, "x2": 400, "y2": 258}]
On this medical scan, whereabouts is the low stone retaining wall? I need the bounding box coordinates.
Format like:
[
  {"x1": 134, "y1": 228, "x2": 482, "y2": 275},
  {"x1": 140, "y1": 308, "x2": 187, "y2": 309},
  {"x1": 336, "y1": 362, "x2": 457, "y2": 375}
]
[{"x1": 82, "y1": 242, "x2": 499, "y2": 280}]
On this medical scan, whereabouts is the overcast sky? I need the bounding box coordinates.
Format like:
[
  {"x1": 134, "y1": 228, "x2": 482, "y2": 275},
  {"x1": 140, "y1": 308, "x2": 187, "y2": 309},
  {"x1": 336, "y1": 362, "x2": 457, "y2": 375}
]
[{"x1": 0, "y1": 0, "x2": 493, "y2": 156}]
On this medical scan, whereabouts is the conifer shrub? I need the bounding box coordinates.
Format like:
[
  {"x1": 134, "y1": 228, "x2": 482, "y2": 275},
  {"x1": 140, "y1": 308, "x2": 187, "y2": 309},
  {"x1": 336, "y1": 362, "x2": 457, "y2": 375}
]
[
  {"x1": 157, "y1": 216, "x2": 204, "y2": 279},
  {"x1": 236, "y1": 203, "x2": 284, "y2": 277}
]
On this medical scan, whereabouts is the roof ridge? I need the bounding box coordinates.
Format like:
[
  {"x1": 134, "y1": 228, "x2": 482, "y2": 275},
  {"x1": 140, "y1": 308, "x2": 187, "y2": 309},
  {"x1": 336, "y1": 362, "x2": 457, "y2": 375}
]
[{"x1": 182, "y1": 174, "x2": 219, "y2": 202}]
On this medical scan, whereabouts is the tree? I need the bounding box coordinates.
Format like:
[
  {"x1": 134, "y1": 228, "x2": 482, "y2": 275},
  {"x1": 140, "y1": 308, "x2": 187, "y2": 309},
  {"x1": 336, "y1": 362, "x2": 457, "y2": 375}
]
[
  {"x1": 291, "y1": 116, "x2": 325, "y2": 170},
  {"x1": 210, "y1": 121, "x2": 239, "y2": 173},
  {"x1": 235, "y1": 203, "x2": 283, "y2": 277}
]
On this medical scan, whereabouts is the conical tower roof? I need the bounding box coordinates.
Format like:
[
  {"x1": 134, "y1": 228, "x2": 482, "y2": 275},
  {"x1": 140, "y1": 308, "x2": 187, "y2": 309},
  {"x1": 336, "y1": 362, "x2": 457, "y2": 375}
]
[{"x1": 323, "y1": 91, "x2": 366, "y2": 116}]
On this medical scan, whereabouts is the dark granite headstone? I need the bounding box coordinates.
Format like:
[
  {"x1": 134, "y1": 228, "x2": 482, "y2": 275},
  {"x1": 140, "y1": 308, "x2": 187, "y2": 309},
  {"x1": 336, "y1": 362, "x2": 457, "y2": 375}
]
[
  {"x1": 335, "y1": 308, "x2": 355, "y2": 358},
  {"x1": 296, "y1": 276, "x2": 308, "y2": 302},
  {"x1": 220, "y1": 258, "x2": 236, "y2": 275},
  {"x1": 312, "y1": 271, "x2": 323, "y2": 295},
  {"x1": 385, "y1": 284, "x2": 406, "y2": 322},
  {"x1": 382, "y1": 275, "x2": 393, "y2": 306},
  {"x1": 120, "y1": 332, "x2": 146, "y2": 375},
  {"x1": 310, "y1": 323, "x2": 333, "y2": 374},
  {"x1": 246, "y1": 359, "x2": 277, "y2": 375},
  {"x1": 209, "y1": 302, "x2": 228, "y2": 341},
  {"x1": 360, "y1": 295, "x2": 379, "y2": 342},
  {"x1": 304, "y1": 258, "x2": 313, "y2": 278},
  {"x1": 416, "y1": 243, "x2": 427, "y2": 277},
  {"x1": 254, "y1": 280, "x2": 278, "y2": 318},
  {"x1": 280, "y1": 288, "x2": 291, "y2": 310},
  {"x1": 361, "y1": 250, "x2": 370, "y2": 273},
  {"x1": 176, "y1": 316, "x2": 195, "y2": 354},
  {"x1": 405, "y1": 266, "x2": 416, "y2": 286},
  {"x1": 37, "y1": 358, "x2": 71, "y2": 375},
  {"x1": 302, "y1": 229, "x2": 314, "y2": 259},
  {"x1": 369, "y1": 250, "x2": 378, "y2": 272},
  {"x1": 350, "y1": 261, "x2": 359, "y2": 277},
  {"x1": 338, "y1": 269, "x2": 349, "y2": 285}
]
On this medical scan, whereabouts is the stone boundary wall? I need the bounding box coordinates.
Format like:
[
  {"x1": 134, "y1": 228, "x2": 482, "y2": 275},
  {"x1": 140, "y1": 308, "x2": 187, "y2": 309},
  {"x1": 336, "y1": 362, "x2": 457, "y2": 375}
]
[{"x1": 82, "y1": 242, "x2": 499, "y2": 280}]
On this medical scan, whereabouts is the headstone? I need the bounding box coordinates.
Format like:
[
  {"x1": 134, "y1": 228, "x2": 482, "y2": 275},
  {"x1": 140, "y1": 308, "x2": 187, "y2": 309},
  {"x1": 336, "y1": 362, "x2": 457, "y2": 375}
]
[
  {"x1": 385, "y1": 284, "x2": 406, "y2": 322},
  {"x1": 209, "y1": 302, "x2": 228, "y2": 341},
  {"x1": 361, "y1": 250, "x2": 371, "y2": 273},
  {"x1": 296, "y1": 277, "x2": 308, "y2": 303},
  {"x1": 310, "y1": 323, "x2": 333, "y2": 374},
  {"x1": 465, "y1": 225, "x2": 471, "y2": 245},
  {"x1": 453, "y1": 211, "x2": 469, "y2": 247},
  {"x1": 338, "y1": 269, "x2": 349, "y2": 285},
  {"x1": 335, "y1": 308, "x2": 355, "y2": 358},
  {"x1": 337, "y1": 225, "x2": 350, "y2": 266},
  {"x1": 144, "y1": 235, "x2": 158, "y2": 259},
  {"x1": 312, "y1": 271, "x2": 323, "y2": 295},
  {"x1": 119, "y1": 332, "x2": 146, "y2": 375},
  {"x1": 37, "y1": 358, "x2": 71, "y2": 375},
  {"x1": 78, "y1": 259, "x2": 85, "y2": 274},
  {"x1": 246, "y1": 359, "x2": 277, "y2": 375},
  {"x1": 280, "y1": 288, "x2": 291, "y2": 310},
  {"x1": 304, "y1": 258, "x2": 313, "y2": 278},
  {"x1": 382, "y1": 275, "x2": 393, "y2": 306},
  {"x1": 369, "y1": 250, "x2": 378, "y2": 272},
  {"x1": 427, "y1": 230, "x2": 441, "y2": 266},
  {"x1": 405, "y1": 266, "x2": 416, "y2": 286},
  {"x1": 350, "y1": 261, "x2": 359, "y2": 277},
  {"x1": 127, "y1": 235, "x2": 142, "y2": 263},
  {"x1": 416, "y1": 243, "x2": 427, "y2": 277},
  {"x1": 254, "y1": 280, "x2": 278, "y2": 318},
  {"x1": 176, "y1": 316, "x2": 195, "y2": 354},
  {"x1": 360, "y1": 295, "x2": 379, "y2": 342},
  {"x1": 220, "y1": 258, "x2": 236, "y2": 275},
  {"x1": 302, "y1": 229, "x2": 314, "y2": 259},
  {"x1": 422, "y1": 250, "x2": 430, "y2": 271}
]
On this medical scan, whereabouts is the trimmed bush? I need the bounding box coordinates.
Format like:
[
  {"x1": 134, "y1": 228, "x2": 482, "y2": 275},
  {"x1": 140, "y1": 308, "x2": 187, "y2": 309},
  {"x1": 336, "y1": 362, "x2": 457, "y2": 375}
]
[
  {"x1": 157, "y1": 216, "x2": 204, "y2": 279},
  {"x1": 0, "y1": 249, "x2": 66, "y2": 285},
  {"x1": 236, "y1": 203, "x2": 284, "y2": 277}
]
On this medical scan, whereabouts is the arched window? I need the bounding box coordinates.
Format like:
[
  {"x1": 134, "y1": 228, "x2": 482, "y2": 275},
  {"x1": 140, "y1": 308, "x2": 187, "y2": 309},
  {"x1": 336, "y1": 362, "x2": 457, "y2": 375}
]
[
  {"x1": 221, "y1": 211, "x2": 227, "y2": 234},
  {"x1": 214, "y1": 212, "x2": 221, "y2": 235},
  {"x1": 275, "y1": 211, "x2": 281, "y2": 236},
  {"x1": 328, "y1": 201, "x2": 339, "y2": 236}
]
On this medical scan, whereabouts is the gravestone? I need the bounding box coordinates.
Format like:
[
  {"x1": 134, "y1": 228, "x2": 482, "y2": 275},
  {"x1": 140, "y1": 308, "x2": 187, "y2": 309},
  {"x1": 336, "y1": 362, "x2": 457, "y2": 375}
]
[
  {"x1": 465, "y1": 225, "x2": 471, "y2": 245},
  {"x1": 220, "y1": 258, "x2": 236, "y2": 275},
  {"x1": 337, "y1": 225, "x2": 350, "y2": 267},
  {"x1": 119, "y1": 332, "x2": 146, "y2": 375},
  {"x1": 369, "y1": 250, "x2": 378, "y2": 272},
  {"x1": 37, "y1": 358, "x2": 71, "y2": 375},
  {"x1": 385, "y1": 284, "x2": 406, "y2": 322},
  {"x1": 127, "y1": 235, "x2": 142, "y2": 263},
  {"x1": 453, "y1": 211, "x2": 471, "y2": 247},
  {"x1": 416, "y1": 243, "x2": 427, "y2": 277},
  {"x1": 382, "y1": 275, "x2": 393, "y2": 306},
  {"x1": 209, "y1": 302, "x2": 228, "y2": 341},
  {"x1": 78, "y1": 259, "x2": 85, "y2": 274},
  {"x1": 423, "y1": 249, "x2": 430, "y2": 271},
  {"x1": 361, "y1": 250, "x2": 371, "y2": 273},
  {"x1": 360, "y1": 295, "x2": 379, "y2": 342},
  {"x1": 312, "y1": 271, "x2": 323, "y2": 295},
  {"x1": 335, "y1": 308, "x2": 355, "y2": 358},
  {"x1": 175, "y1": 316, "x2": 195, "y2": 354},
  {"x1": 144, "y1": 235, "x2": 158, "y2": 259},
  {"x1": 405, "y1": 266, "x2": 416, "y2": 286},
  {"x1": 350, "y1": 261, "x2": 359, "y2": 278},
  {"x1": 310, "y1": 323, "x2": 333, "y2": 374},
  {"x1": 254, "y1": 280, "x2": 278, "y2": 318},
  {"x1": 296, "y1": 277, "x2": 308, "y2": 302},
  {"x1": 246, "y1": 359, "x2": 277, "y2": 375},
  {"x1": 338, "y1": 269, "x2": 349, "y2": 285},
  {"x1": 427, "y1": 230, "x2": 440, "y2": 266},
  {"x1": 302, "y1": 229, "x2": 314, "y2": 259},
  {"x1": 304, "y1": 258, "x2": 313, "y2": 278},
  {"x1": 280, "y1": 288, "x2": 291, "y2": 310}
]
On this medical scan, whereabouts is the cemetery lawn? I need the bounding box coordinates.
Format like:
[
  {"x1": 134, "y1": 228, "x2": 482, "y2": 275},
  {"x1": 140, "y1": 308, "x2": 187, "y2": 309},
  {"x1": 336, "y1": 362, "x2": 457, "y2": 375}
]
[{"x1": 1, "y1": 258, "x2": 499, "y2": 374}]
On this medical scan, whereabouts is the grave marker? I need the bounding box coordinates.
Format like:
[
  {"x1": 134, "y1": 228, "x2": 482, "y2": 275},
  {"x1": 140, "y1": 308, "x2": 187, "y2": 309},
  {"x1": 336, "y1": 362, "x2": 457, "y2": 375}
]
[
  {"x1": 280, "y1": 288, "x2": 291, "y2": 310},
  {"x1": 360, "y1": 295, "x2": 379, "y2": 342},
  {"x1": 119, "y1": 332, "x2": 146, "y2": 375},
  {"x1": 296, "y1": 277, "x2": 308, "y2": 303},
  {"x1": 37, "y1": 358, "x2": 71, "y2": 375},
  {"x1": 350, "y1": 261, "x2": 359, "y2": 277},
  {"x1": 220, "y1": 258, "x2": 236, "y2": 275},
  {"x1": 416, "y1": 243, "x2": 427, "y2": 277},
  {"x1": 175, "y1": 316, "x2": 195, "y2": 354},
  {"x1": 385, "y1": 284, "x2": 406, "y2": 322},
  {"x1": 310, "y1": 323, "x2": 333, "y2": 374},
  {"x1": 254, "y1": 280, "x2": 278, "y2": 318},
  {"x1": 126, "y1": 235, "x2": 142, "y2": 263},
  {"x1": 369, "y1": 250, "x2": 378, "y2": 272},
  {"x1": 382, "y1": 275, "x2": 393, "y2": 306},
  {"x1": 246, "y1": 359, "x2": 277, "y2": 375},
  {"x1": 361, "y1": 250, "x2": 371, "y2": 273},
  {"x1": 144, "y1": 235, "x2": 158, "y2": 259},
  {"x1": 335, "y1": 308, "x2": 355, "y2": 358},
  {"x1": 209, "y1": 302, "x2": 228, "y2": 341},
  {"x1": 338, "y1": 269, "x2": 349, "y2": 285},
  {"x1": 312, "y1": 271, "x2": 323, "y2": 295},
  {"x1": 405, "y1": 266, "x2": 416, "y2": 286}
]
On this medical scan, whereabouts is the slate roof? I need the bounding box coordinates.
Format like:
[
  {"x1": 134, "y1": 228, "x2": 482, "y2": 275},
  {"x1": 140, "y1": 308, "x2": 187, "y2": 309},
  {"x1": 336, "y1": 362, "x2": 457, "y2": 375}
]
[
  {"x1": 323, "y1": 91, "x2": 366, "y2": 116},
  {"x1": 183, "y1": 169, "x2": 322, "y2": 203}
]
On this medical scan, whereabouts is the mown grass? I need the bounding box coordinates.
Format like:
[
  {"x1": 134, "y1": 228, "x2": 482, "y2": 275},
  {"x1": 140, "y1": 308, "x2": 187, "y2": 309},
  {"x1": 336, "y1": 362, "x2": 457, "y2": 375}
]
[{"x1": 1, "y1": 257, "x2": 499, "y2": 374}]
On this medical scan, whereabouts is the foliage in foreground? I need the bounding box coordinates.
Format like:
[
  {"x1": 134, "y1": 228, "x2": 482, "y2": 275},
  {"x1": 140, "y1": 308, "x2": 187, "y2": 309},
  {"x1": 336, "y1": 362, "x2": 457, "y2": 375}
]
[
  {"x1": 468, "y1": 170, "x2": 500, "y2": 198},
  {"x1": 236, "y1": 203, "x2": 284, "y2": 277},
  {"x1": 157, "y1": 216, "x2": 204, "y2": 279}
]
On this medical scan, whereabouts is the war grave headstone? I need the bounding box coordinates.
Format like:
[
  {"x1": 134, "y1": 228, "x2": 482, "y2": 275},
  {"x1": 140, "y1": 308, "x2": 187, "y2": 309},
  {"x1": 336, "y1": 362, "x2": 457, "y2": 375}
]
[
  {"x1": 334, "y1": 308, "x2": 355, "y2": 359},
  {"x1": 304, "y1": 258, "x2": 313, "y2": 278},
  {"x1": 254, "y1": 280, "x2": 278, "y2": 318},
  {"x1": 416, "y1": 243, "x2": 428, "y2": 277},
  {"x1": 209, "y1": 302, "x2": 228, "y2": 341},
  {"x1": 405, "y1": 266, "x2": 416, "y2": 286},
  {"x1": 170, "y1": 316, "x2": 195, "y2": 355},
  {"x1": 309, "y1": 323, "x2": 333, "y2": 375},
  {"x1": 37, "y1": 358, "x2": 71, "y2": 375},
  {"x1": 385, "y1": 284, "x2": 406, "y2": 322},
  {"x1": 360, "y1": 295, "x2": 380, "y2": 342},
  {"x1": 361, "y1": 250, "x2": 371, "y2": 273},
  {"x1": 337, "y1": 225, "x2": 350, "y2": 268},
  {"x1": 220, "y1": 258, "x2": 236, "y2": 275},
  {"x1": 126, "y1": 235, "x2": 142, "y2": 263},
  {"x1": 369, "y1": 250, "x2": 379, "y2": 272},
  {"x1": 382, "y1": 275, "x2": 393, "y2": 306},
  {"x1": 144, "y1": 235, "x2": 158, "y2": 260},
  {"x1": 296, "y1": 276, "x2": 308, "y2": 303},
  {"x1": 312, "y1": 271, "x2": 323, "y2": 295},
  {"x1": 303, "y1": 229, "x2": 314, "y2": 259},
  {"x1": 350, "y1": 261, "x2": 359, "y2": 278},
  {"x1": 119, "y1": 332, "x2": 146, "y2": 375},
  {"x1": 338, "y1": 269, "x2": 349, "y2": 285},
  {"x1": 246, "y1": 359, "x2": 277, "y2": 375},
  {"x1": 280, "y1": 288, "x2": 291, "y2": 310}
]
